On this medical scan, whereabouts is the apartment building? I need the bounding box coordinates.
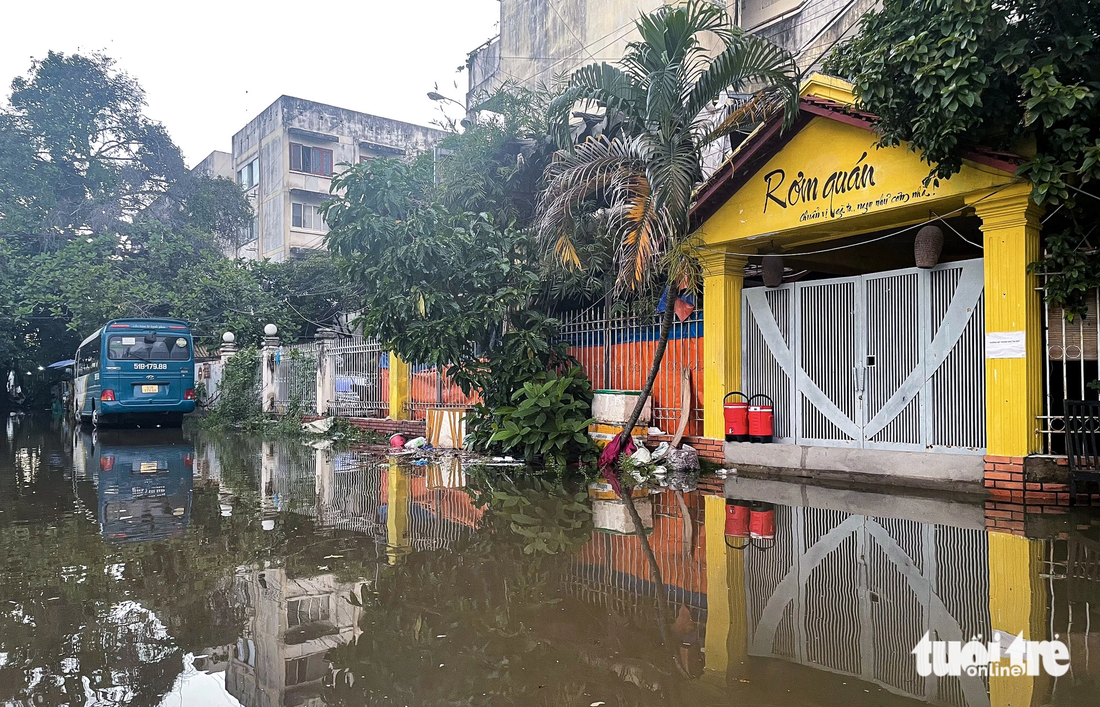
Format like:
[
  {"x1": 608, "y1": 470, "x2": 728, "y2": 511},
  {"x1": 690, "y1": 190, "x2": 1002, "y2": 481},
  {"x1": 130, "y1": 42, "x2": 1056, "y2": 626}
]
[
  {"x1": 465, "y1": 0, "x2": 872, "y2": 176},
  {"x1": 195, "y1": 96, "x2": 446, "y2": 261},
  {"x1": 466, "y1": 0, "x2": 872, "y2": 107}
]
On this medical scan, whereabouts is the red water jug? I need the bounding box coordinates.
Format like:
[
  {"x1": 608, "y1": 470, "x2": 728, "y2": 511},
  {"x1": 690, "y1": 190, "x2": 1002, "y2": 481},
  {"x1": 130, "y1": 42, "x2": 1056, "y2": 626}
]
[
  {"x1": 725, "y1": 500, "x2": 750, "y2": 537},
  {"x1": 747, "y1": 393, "x2": 774, "y2": 442},
  {"x1": 725, "y1": 499, "x2": 751, "y2": 550},
  {"x1": 723, "y1": 391, "x2": 749, "y2": 442},
  {"x1": 749, "y1": 502, "x2": 776, "y2": 541}
]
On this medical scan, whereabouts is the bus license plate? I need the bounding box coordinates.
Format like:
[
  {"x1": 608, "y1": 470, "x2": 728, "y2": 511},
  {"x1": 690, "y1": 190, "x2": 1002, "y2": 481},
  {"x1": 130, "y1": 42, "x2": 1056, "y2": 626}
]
[
  {"x1": 139, "y1": 462, "x2": 159, "y2": 473},
  {"x1": 141, "y1": 384, "x2": 159, "y2": 393}
]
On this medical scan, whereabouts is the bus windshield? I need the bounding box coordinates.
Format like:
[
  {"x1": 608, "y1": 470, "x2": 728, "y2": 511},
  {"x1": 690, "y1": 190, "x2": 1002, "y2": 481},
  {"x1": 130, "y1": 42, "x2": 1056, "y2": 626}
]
[{"x1": 107, "y1": 334, "x2": 191, "y2": 361}]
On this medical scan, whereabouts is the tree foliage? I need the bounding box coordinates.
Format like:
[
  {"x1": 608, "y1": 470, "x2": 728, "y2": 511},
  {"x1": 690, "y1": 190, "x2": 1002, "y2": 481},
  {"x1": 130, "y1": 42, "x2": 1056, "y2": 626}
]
[
  {"x1": 0, "y1": 51, "x2": 184, "y2": 252},
  {"x1": 324, "y1": 87, "x2": 597, "y2": 460},
  {"x1": 825, "y1": 0, "x2": 1100, "y2": 317},
  {"x1": 0, "y1": 52, "x2": 352, "y2": 406},
  {"x1": 538, "y1": 0, "x2": 798, "y2": 449},
  {"x1": 541, "y1": 0, "x2": 800, "y2": 292}
]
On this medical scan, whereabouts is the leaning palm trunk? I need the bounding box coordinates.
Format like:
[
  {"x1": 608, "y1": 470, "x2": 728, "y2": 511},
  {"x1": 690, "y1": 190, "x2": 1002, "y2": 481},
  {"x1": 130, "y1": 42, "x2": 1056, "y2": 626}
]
[
  {"x1": 619, "y1": 292, "x2": 677, "y2": 444},
  {"x1": 538, "y1": 0, "x2": 799, "y2": 646},
  {"x1": 617, "y1": 293, "x2": 678, "y2": 637}
]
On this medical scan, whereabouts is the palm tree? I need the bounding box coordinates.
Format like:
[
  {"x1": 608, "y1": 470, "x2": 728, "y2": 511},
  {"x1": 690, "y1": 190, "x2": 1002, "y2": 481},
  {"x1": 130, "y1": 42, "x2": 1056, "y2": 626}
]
[
  {"x1": 538, "y1": 0, "x2": 800, "y2": 450},
  {"x1": 537, "y1": 1, "x2": 800, "y2": 638}
]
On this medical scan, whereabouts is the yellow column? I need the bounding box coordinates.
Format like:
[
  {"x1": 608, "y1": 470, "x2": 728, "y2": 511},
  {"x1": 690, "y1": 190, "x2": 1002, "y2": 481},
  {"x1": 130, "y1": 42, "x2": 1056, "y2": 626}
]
[
  {"x1": 701, "y1": 251, "x2": 747, "y2": 440},
  {"x1": 703, "y1": 495, "x2": 748, "y2": 676},
  {"x1": 703, "y1": 495, "x2": 731, "y2": 674},
  {"x1": 968, "y1": 184, "x2": 1043, "y2": 457},
  {"x1": 386, "y1": 459, "x2": 410, "y2": 566},
  {"x1": 988, "y1": 532, "x2": 1049, "y2": 707},
  {"x1": 388, "y1": 351, "x2": 410, "y2": 420}
]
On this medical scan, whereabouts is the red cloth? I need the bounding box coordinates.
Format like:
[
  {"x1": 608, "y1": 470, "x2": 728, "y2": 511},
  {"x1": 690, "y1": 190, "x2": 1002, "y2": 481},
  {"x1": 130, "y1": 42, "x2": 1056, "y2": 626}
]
[{"x1": 598, "y1": 434, "x2": 637, "y2": 496}]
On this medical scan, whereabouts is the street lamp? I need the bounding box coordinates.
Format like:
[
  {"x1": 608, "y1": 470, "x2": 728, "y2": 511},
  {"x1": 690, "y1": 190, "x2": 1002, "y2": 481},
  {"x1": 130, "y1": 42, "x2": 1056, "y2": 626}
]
[{"x1": 427, "y1": 91, "x2": 465, "y2": 109}]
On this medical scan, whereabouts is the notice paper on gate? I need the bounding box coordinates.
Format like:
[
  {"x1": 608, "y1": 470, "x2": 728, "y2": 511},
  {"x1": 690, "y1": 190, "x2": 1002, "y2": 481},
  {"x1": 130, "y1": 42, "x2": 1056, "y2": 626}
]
[{"x1": 985, "y1": 331, "x2": 1027, "y2": 359}]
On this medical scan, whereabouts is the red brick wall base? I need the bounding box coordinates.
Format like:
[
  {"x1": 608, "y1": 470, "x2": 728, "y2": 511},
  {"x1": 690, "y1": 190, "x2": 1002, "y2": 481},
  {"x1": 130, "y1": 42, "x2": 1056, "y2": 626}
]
[
  {"x1": 983, "y1": 454, "x2": 1097, "y2": 535},
  {"x1": 646, "y1": 434, "x2": 726, "y2": 464},
  {"x1": 302, "y1": 415, "x2": 427, "y2": 438}
]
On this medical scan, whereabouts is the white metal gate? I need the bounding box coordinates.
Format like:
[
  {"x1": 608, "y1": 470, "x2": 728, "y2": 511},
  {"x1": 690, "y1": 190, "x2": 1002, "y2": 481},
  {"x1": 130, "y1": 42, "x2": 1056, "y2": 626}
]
[
  {"x1": 743, "y1": 258, "x2": 986, "y2": 453},
  {"x1": 744, "y1": 505, "x2": 991, "y2": 707}
]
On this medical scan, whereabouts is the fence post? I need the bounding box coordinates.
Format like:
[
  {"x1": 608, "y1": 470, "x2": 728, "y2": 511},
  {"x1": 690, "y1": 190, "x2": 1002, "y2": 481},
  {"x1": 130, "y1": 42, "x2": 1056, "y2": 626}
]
[
  {"x1": 388, "y1": 352, "x2": 410, "y2": 420},
  {"x1": 261, "y1": 324, "x2": 280, "y2": 414},
  {"x1": 315, "y1": 327, "x2": 337, "y2": 417},
  {"x1": 219, "y1": 331, "x2": 237, "y2": 362}
]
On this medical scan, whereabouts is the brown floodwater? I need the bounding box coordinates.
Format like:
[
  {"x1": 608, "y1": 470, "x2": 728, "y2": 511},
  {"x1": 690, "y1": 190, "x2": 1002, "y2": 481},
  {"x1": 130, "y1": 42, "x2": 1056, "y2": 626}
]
[{"x1": 1, "y1": 414, "x2": 1099, "y2": 707}]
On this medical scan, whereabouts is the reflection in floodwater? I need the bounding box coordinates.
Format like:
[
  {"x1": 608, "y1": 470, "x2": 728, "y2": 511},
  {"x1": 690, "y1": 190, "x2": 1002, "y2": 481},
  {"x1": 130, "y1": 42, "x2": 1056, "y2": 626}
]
[
  {"x1": 0, "y1": 414, "x2": 1099, "y2": 706},
  {"x1": 73, "y1": 428, "x2": 194, "y2": 543}
]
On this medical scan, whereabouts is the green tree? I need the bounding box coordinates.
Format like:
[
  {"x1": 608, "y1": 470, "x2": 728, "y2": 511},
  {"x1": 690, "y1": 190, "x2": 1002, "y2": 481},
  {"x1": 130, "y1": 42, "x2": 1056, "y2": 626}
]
[
  {"x1": 324, "y1": 88, "x2": 597, "y2": 459},
  {"x1": 0, "y1": 51, "x2": 184, "y2": 253},
  {"x1": 825, "y1": 0, "x2": 1100, "y2": 317},
  {"x1": 536, "y1": 0, "x2": 798, "y2": 619},
  {"x1": 538, "y1": 0, "x2": 799, "y2": 444}
]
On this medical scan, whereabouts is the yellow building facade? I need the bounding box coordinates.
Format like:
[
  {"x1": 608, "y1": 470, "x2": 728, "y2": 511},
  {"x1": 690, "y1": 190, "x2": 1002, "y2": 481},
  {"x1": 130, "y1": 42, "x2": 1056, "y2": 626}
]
[{"x1": 695, "y1": 75, "x2": 1041, "y2": 483}]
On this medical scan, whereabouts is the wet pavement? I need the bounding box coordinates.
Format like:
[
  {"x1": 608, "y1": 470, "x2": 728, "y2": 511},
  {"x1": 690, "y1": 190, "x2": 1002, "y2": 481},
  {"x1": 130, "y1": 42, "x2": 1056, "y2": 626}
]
[{"x1": 2, "y1": 414, "x2": 1100, "y2": 706}]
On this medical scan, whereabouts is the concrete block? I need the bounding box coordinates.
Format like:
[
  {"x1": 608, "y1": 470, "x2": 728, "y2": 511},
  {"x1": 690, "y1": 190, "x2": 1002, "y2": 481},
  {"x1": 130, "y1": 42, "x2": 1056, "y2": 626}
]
[
  {"x1": 593, "y1": 498, "x2": 653, "y2": 534},
  {"x1": 592, "y1": 391, "x2": 651, "y2": 426},
  {"x1": 724, "y1": 441, "x2": 804, "y2": 469},
  {"x1": 722, "y1": 475, "x2": 985, "y2": 529}
]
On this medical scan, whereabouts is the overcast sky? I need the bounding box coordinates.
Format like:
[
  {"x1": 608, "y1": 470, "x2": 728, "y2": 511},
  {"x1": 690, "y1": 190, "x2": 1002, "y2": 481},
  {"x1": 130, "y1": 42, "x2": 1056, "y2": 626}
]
[{"x1": 0, "y1": 0, "x2": 500, "y2": 166}]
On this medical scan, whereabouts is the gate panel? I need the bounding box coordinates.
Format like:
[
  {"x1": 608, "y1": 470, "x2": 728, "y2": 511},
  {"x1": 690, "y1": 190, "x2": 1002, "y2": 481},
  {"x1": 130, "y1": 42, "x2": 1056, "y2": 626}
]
[
  {"x1": 864, "y1": 270, "x2": 923, "y2": 450},
  {"x1": 743, "y1": 287, "x2": 796, "y2": 441},
  {"x1": 742, "y1": 258, "x2": 986, "y2": 453},
  {"x1": 797, "y1": 279, "x2": 861, "y2": 447},
  {"x1": 930, "y1": 268, "x2": 986, "y2": 450}
]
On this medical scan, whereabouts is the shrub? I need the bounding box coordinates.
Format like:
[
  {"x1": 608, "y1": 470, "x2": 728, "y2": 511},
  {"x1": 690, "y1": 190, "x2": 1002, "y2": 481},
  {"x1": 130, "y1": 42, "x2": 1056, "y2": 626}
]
[
  {"x1": 206, "y1": 347, "x2": 261, "y2": 426},
  {"x1": 487, "y1": 366, "x2": 596, "y2": 465}
]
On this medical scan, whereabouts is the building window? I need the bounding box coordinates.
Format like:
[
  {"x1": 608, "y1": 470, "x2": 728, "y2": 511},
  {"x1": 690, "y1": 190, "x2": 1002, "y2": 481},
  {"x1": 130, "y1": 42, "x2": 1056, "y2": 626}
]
[
  {"x1": 287, "y1": 596, "x2": 330, "y2": 627},
  {"x1": 291, "y1": 202, "x2": 328, "y2": 233},
  {"x1": 290, "y1": 143, "x2": 333, "y2": 176},
  {"x1": 237, "y1": 158, "x2": 259, "y2": 189},
  {"x1": 359, "y1": 155, "x2": 373, "y2": 164},
  {"x1": 285, "y1": 657, "x2": 309, "y2": 686}
]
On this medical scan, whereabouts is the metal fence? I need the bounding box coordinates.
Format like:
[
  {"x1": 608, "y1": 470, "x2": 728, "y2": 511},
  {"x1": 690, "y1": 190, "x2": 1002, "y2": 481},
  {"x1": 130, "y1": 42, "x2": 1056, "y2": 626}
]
[
  {"x1": 274, "y1": 341, "x2": 320, "y2": 413},
  {"x1": 328, "y1": 336, "x2": 387, "y2": 418},
  {"x1": 269, "y1": 307, "x2": 704, "y2": 428},
  {"x1": 1066, "y1": 400, "x2": 1100, "y2": 473},
  {"x1": 1041, "y1": 286, "x2": 1100, "y2": 455},
  {"x1": 407, "y1": 363, "x2": 479, "y2": 420},
  {"x1": 558, "y1": 304, "x2": 704, "y2": 437}
]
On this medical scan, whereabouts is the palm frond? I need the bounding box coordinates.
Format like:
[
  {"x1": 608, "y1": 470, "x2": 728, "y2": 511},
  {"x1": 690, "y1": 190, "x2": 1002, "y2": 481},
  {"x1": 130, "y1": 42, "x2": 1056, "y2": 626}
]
[
  {"x1": 547, "y1": 63, "x2": 644, "y2": 148},
  {"x1": 537, "y1": 0, "x2": 799, "y2": 293},
  {"x1": 684, "y1": 33, "x2": 800, "y2": 125},
  {"x1": 697, "y1": 86, "x2": 788, "y2": 146},
  {"x1": 538, "y1": 137, "x2": 645, "y2": 270}
]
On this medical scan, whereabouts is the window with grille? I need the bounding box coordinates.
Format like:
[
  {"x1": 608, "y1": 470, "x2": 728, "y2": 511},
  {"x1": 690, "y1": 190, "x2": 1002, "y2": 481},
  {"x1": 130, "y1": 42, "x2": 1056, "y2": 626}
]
[
  {"x1": 287, "y1": 595, "x2": 330, "y2": 627},
  {"x1": 290, "y1": 142, "x2": 333, "y2": 176}
]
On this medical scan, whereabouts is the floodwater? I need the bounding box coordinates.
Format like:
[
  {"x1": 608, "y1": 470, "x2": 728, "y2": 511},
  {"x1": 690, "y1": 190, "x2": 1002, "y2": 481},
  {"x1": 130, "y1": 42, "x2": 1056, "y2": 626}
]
[{"x1": 2, "y1": 415, "x2": 1100, "y2": 707}]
